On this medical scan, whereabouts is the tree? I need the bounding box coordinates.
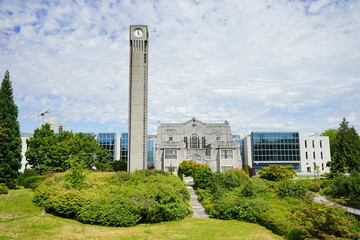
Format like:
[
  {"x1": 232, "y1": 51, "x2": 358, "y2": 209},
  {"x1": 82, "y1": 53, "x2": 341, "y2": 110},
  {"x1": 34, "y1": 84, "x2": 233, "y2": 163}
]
[
  {"x1": 0, "y1": 70, "x2": 22, "y2": 188},
  {"x1": 112, "y1": 160, "x2": 127, "y2": 171},
  {"x1": 330, "y1": 118, "x2": 360, "y2": 174},
  {"x1": 322, "y1": 128, "x2": 338, "y2": 157},
  {"x1": 26, "y1": 124, "x2": 110, "y2": 173},
  {"x1": 258, "y1": 164, "x2": 296, "y2": 181}
]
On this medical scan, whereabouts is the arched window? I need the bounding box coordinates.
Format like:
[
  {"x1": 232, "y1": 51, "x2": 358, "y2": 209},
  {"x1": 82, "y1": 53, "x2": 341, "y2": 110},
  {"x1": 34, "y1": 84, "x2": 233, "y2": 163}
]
[{"x1": 190, "y1": 134, "x2": 199, "y2": 149}]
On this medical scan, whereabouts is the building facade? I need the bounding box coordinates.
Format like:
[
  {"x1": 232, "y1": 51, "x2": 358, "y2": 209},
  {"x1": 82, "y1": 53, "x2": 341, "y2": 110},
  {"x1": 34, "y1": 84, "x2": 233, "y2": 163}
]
[
  {"x1": 128, "y1": 25, "x2": 149, "y2": 172},
  {"x1": 299, "y1": 136, "x2": 331, "y2": 174},
  {"x1": 155, "y1": 118, "x2": 242, "y2": 172},
  {"x1": 242, "y1": 132, "x2": 331, "y2": 174}
]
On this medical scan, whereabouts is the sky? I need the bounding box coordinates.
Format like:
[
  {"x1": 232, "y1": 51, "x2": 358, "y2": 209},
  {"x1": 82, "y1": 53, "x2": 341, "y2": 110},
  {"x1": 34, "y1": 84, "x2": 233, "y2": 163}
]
[{"x1": 1, "y1": 0, "x2": 359, "y2": 137}]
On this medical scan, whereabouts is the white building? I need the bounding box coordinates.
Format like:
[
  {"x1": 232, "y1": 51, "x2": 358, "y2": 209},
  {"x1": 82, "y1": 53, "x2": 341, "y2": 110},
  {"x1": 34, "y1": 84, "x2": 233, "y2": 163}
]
[{"x1": 155, "y1": 118, "x2": 242, "y2": 172}]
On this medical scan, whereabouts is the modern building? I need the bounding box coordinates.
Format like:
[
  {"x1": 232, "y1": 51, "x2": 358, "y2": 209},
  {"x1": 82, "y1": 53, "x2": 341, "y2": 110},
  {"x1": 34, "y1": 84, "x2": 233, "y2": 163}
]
[
  {"x1": 241, "y1": 132, "x2": 331, "y2": 174},
  {"x1": 128, "y1": 25, "x2": 149, "y2": 172},
  {"x1": 97, "y1": 132, "x2": 117, "y2": 161},
  {"x1": 154, "y1": 118, "x2": 242, "y2": 173},
  {"x1": 299, "y1": 135, "x2": 331, "y2": 174},
  {"x1": 20, "y1": 132, "x2": 33, "y2": 172}
]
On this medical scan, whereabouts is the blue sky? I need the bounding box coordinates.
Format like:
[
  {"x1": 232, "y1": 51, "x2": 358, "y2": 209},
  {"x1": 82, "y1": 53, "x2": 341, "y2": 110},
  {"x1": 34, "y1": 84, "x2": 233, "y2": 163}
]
[{"x1": 1, "y1": 0, "x2": 359, "y2": 136}]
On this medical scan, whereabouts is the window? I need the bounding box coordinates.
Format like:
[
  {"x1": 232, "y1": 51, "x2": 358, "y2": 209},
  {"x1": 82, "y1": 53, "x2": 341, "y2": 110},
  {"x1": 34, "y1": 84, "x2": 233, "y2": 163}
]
[
  {"x1": 305, "y1": 140, "x2": 307, "y2": 148},
  {"x1": 184, "y1": 137, "x2": 188, "y2": 148},
  {"x1": 190, "y1": 134, "x2": 199, "y2": 149},
  {"x1": 321, "y1": 152, "x2": 323, "y2": 159},
  {"x1": 217, "y1": 136, "x2": 220, "y2": 141},
  {"x1": 312, "y1": 140, "x2": 315, "y2": 148},
  {"x1": 313, "y1": 152, "x2": 316, "y2": 159},
  {"x1": 320, "y1": 140, "x2": 323, "y2": 148},
  {"x1": 305, "y1": 152, "x2": 308, "y2": 160},
  {"x1": 221, "y1": 149, "x2": 233, "y2": 159},
  {"x1": 221, "y1": 166, "x2": 233, "y2": 171},
  {"x1": 202, "y1": 137, "x2": 206, "y2": 148},
  {"x1": 322, "y1": 163, "x2": 324, "y2": 170},
  {"x1": 307, "y1": 167, "x2": 311, "y2": 173},
  {"x1": 164, "y1": 149, "x2": 177, "y2": 159},
  {"x1": 169, "y1": 136, "x2": 173, "y2": 141}
]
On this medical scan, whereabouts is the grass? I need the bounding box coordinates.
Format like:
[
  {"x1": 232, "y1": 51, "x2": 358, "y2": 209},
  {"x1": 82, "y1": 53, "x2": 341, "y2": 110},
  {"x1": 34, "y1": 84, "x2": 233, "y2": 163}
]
[{"x1": 0, "y1": 188, "x2": 283, "y2": 240}]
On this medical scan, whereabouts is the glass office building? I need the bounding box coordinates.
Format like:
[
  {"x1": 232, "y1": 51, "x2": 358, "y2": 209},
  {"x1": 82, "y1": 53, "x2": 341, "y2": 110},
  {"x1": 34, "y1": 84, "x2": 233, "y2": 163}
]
[
  {"x1": 251, "y1": 132, "x2": 301, "y2": 172},
  {"x1": 98, "y1": 133, "x2": 116, "y2": 161},
  {"x1": 147, "y1": 137, "x2": 155, "y2": 167},
  {"x1": 120, "y1": 133, "x2": 155, "y2": 168},
  {"x1": 120, "y1": 133, "x2": 129, "y2": 161}
]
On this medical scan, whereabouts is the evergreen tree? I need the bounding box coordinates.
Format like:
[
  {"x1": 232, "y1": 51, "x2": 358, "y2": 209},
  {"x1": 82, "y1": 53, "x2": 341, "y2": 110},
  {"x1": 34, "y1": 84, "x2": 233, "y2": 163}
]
[
  {"x1": 0, "y1": 70, "x2": 22, "y2": 188},
  {"x1": 331, "y1": 118, "x2": 360, "y2": 173}
]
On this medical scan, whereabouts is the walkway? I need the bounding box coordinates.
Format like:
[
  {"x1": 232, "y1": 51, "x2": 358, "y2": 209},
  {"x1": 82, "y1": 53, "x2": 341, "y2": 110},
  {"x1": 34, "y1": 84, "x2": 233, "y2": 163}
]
[
  {"x1": 184, "y1": 177, "x2": 209, "y2": 218},
  {"x1": 313, "y1": 193, "x2": 360, "y2": 217}
]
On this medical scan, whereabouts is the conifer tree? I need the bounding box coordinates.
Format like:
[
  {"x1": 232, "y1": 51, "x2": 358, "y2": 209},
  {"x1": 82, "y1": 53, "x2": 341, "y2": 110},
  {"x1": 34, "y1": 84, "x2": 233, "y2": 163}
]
[
  {"x1": 331, "y1": 118, "x2": 360, "y2": 173},
  {"x1": 0, "y1": 70, "x2": 22, "y2": 188}
]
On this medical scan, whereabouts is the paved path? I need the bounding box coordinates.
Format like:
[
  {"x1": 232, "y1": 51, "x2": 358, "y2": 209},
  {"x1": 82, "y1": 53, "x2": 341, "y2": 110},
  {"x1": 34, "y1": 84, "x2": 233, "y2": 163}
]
[
  {"x1": 184, "y1": 177, "x2": 209, "y2": 218},
  {"x1": 313, "y1": 193, "x2": 360, "y2": 216}
]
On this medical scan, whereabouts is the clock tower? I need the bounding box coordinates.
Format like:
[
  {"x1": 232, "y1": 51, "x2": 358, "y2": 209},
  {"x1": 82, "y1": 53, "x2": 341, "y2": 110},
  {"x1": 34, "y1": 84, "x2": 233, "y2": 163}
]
[{"x1": 128, "y1": 25, "x2": 149, "y2": 172}]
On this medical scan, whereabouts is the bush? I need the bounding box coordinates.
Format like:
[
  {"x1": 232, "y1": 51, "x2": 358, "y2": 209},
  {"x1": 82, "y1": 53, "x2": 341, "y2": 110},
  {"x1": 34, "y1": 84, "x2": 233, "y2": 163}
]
[
  {"x1": 277, "y1": 180, "x2": 308, "y2": 199},
  {"x1": 258, "y1": 164, "x2": 296, "y2": 181},
  {"x1": 18, "y1": 168, "x2": 38, "y2": 186},
  {"x1": 23, "y1": 175, "x2": 46, "y2": 189},
  {"x1": 0, "y1": 183, "x2": 9, "y2": 194},
  {"x1": 193, "y1": 165, "x2": 213, "y2": 190},
  {"x1": 212, "y1": 193, "x2": 267, "y2": 223},
  {"x1": 111, "y1": 160, "x2": 127, "y2": 172},
  {"x1": 33, "y1": 170, "x2": 191, "y2": 227},
  {"x1": 178, "y1": 161, "x2": 204, "y2": 177},
  {"x1": 290, "y1": 201, "x2": 360, "y2": 239}
]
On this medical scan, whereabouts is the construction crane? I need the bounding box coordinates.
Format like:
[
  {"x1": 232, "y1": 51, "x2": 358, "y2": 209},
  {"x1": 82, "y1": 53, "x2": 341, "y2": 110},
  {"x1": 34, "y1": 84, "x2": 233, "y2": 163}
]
[{"x1": 32, "y1": 109, "x2": 50, "y2": 126}]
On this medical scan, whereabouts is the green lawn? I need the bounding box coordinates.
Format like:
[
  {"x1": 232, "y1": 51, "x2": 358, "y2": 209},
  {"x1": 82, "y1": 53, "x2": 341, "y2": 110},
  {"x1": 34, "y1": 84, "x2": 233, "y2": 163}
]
[{"x1": 0, "y1": 189, "x2": 283, "y2": 240}]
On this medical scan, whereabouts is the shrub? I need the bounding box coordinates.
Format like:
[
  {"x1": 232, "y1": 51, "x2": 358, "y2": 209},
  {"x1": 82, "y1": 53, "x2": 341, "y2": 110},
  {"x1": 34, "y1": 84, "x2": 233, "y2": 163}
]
[
  {"x1": 111, "y1": 160, "x2": 127, "y2": 172},
  {"x1": 290, "y1": 201, "x2": 360, "y2": 239},
  {"x1": 18, "y1": 168, "x2": 38, "y2": 186},
  {"x1": 193, "y1": 165, "x2": 213, "y2": 190},
  {"x1": 213, "y1": 193, "x2": 267, "y2": 223},
  {"x1": 258, "y1": 164, "x2": 296, "y2": 181},
  {"x1": 33, "y1": 170, "x2": 191, "y2": 227},
  {"x1": 178, "y1": 160, "x2": 204, "y2": 177},
  {"x1": 0, "y1": 183, "x2": 9, "y2": 194},
  {"x1": 277, "y1": 180, "x2": 308, "y2": 199},
  {"x1": 77, "y1": 196, "x2": 142, "y2": 227},
  {"x1": 23, "y1": 175, "x2": 46, "y2": 189}
]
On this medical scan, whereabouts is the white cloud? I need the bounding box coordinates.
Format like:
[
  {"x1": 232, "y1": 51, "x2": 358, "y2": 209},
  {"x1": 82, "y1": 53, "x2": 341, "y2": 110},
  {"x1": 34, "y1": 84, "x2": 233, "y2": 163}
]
[{"x1": 0, "y1": 0, "x2": 359, "y2": 136}]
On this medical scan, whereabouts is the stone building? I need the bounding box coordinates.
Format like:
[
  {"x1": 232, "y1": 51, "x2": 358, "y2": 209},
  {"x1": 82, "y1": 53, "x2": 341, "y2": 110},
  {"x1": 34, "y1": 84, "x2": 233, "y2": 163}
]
[{"x1": 155, "y1": 118, "x2": 242, "y2": 172}]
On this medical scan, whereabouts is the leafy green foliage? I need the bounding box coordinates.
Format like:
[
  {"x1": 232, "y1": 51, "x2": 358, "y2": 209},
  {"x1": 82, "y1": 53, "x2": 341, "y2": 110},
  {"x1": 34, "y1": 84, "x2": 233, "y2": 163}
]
[
  {"x1": 289, "y1": 201, "x2": 360, "y2": 240},
  {"x1": 194, "y1": 167, "x2": 360, "y2": 239},
  {"x1": 324, "y1": 171, "x2": 360, "y2": 203},
  {"x1": 26, "y1": 125, "x2": 111, "y2": 173},
  {"x1": 178, "y1": 160, "x2": 204, "y2": 177},
  {"x1": 0, "y1": 183, "x2": 9, "y2": 194},
  {"x1": 276, "y1": 179, "x2": 308, "y2": 199},
  {"x1": 0, "y1": 70, "x2": 22, "y2": 188},
  {"x1": 33, "y1": 170, "x2": 191, "y2": 227},
  {"x1": 193, "y1": 164, "x2": 213, "y2": 190},
  {"x1": 111, "y1": 159, "x2": 127, "y2": 171},
  {"x1": 322, "y1": 128, "x2": 339, "y2": 157},
  {"x1": 18, "y1": 168, "x2": 38, "y2": 186},
  {"x1": 330, "y1": 118, "x2": 360, "y2": 174},
  {"x1": 22, "y1": 175, "x2": 46, "y2": 189},
  {"x1": 258, "y1": 164, "x2": 296, "y2": 181},
  {"x1": 65, "y1": 157, "x2": 86, "y2": 189}
]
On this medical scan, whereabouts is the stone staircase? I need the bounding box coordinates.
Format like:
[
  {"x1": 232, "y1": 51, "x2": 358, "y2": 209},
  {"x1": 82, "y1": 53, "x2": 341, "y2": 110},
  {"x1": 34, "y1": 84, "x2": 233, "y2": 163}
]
[{"x1": 184, "y1": 177, "x2": 209, "y2": 218}]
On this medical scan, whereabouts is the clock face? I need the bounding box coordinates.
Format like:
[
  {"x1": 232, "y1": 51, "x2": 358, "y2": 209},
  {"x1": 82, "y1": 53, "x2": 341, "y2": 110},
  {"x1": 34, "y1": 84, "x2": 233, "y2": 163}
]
[{"x1": 134, "y1": 28, "x2": 143, "y2": 37}]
